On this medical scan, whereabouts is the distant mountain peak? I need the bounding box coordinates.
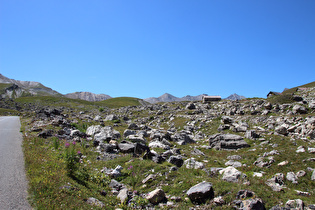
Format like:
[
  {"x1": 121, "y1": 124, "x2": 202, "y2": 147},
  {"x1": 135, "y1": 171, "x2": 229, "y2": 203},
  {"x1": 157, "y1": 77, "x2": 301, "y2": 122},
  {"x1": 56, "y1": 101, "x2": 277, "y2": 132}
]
[
  {"x1": 225, "y1": 93, "x2": 246, "y2": 100},
  {"x1": 144, "y1": 93, "x2": 208, "y2": 103},
  {"x1": 0, "y1": 73, "x2": 61, "y2": 98}
]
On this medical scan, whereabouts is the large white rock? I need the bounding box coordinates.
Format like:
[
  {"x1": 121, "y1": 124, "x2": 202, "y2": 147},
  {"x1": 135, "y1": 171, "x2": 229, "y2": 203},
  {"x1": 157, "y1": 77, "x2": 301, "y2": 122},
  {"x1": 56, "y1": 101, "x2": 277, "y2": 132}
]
[
  {"x1": 146, "y1": 188, "x2": 166, "y2": 204},
  {"x1": 86, "y1": 125, "x2": 103, "y2": 136},
  {"x1": 184, "y1": 158, "x2": 205, "y2": 169},
  {"x1": 90, "y1": 126, "x2": 121, "y2": 141},
  {"x1": 219, "y1": 166, "x2": 245, "y2": 183},
  {"x1": 225, "y1": 160, "x2": 242, "y2": 168},
  {"x1": 286, "y1": 172, "x2": 298, "y2": 184},
  {"x1": 308, "y1": 147, "x2": 315, "y2": 153},
  {"x1": 149, "y1": 141, "x2": 170, "y2": 150}
]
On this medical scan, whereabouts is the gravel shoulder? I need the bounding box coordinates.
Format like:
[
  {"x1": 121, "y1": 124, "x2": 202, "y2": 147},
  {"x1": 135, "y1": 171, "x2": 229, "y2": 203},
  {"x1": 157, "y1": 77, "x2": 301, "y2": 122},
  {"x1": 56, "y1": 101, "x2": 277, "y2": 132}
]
[{"x1": 0, "y1": 116, "x2": 31, "y2": 210}]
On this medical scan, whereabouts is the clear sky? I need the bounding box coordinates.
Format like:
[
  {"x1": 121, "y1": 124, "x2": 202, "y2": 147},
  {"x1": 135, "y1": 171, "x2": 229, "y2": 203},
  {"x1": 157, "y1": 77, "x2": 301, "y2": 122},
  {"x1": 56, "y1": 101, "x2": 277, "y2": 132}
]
[{"x1": 1, "y1": 0, "x2": 314, "y2": 99}]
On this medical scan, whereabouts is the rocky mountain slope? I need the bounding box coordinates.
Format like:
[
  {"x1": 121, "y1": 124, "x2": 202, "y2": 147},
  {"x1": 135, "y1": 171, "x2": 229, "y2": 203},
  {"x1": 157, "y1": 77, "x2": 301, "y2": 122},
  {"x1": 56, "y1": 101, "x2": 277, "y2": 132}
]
[
  {"x1": 65, "y1": 92, "x2": 112, "y2": 102},
  {"x1": 144, "y1": 93, "x2": 180, "y2": 103},
  {"x1": 0, "y1": 74, "x2": 61, "y2": 98},
  {"x1": 6, "y1": 81, "x2": 314, "y2": 209},
  {"x1": 225, "y1": 93, "x2": 246, "y2": 100}
]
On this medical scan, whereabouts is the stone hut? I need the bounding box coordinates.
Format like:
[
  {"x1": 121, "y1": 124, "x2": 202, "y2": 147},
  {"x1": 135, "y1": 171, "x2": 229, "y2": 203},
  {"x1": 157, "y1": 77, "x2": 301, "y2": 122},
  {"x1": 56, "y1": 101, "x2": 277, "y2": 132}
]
[
  {"x1": 202, "y1": 96, "x2": 221, "y2": 103},
  {"x1": 267, "y1": 91, "x2": 281, "y2": 98}
]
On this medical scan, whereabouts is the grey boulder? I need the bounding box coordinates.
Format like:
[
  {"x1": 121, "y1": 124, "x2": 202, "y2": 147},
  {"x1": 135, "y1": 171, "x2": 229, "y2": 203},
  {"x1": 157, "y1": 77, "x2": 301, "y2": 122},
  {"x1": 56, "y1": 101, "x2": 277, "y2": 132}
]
[
  {"x1": 292, "y1": 105, "x2": 307, "y2": 114},
  {"x1": 105, "y1": 114, "x2": 119, "y2": 121},
  {"x1": 168, "y1": 155, "x2": 184, "y2": 167},
  {"x1": 209, "y1": 133, "x2": 249, "y2": 150},
  {"x1": 87, "y1": 125, "x2": 121, "y2": 142},
  {"x1": 286, "y1": 172, "x2": 298, "y2": 184},
  {"x1": 186, "y1": 181, "x2": 214, "y2": 204},
  {"x1": 241, "y1": 198, "x2": 265, "y2": 210},
  {"x1": 86, "y1": 197, "x2": 105, "y2": 208},
  {"x1": 225, "y1": 160, "x2": 242, "y2": 168},
  {"x1": 245, "y1": 130, "x2": 260, "y2": 139},
  {"x1": 184, "y1": 158, "x2": 205, "y2": 169},
  {"x1": 118, "y1": 142, "x2": 135, "y2": 153},
  {"x1": 146, "y1": 188, "x2": 166, "y2": 204},
  {"x1": 265, "y1": 173, "x2": 286, "y2": 192}
]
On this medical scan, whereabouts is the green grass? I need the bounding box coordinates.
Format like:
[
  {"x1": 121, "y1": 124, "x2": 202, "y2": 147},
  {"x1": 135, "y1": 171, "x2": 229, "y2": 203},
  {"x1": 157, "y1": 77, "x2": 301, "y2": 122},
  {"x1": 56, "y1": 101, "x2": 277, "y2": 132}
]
[
  {"x1": 0, "y1": 108, "x2": 20, "y2": 115},
  {"x1": 23, "y1": 133, "x2": 119, "y2": 209},
  {"x1": 96, "y1": 97, "x2": 144, "y2": 108},
  {"x1": 15, "y1": 95, "x2": 93, "y2": 106},
  {"x1": 70, "y1": 121, "x2": 90, "y2": 133},
  {"x1": 0, "y1": 83, "x2": 13, "y2": 92},
  {"x1": 14, "y1": 96, "x2": 145, "y2": 110},
  {"x1": 299, "y1": 81, "x2": 315, "y2": 88},
  {"x1": 267, "y1": 94, "x2": 295, "y2": 104}
]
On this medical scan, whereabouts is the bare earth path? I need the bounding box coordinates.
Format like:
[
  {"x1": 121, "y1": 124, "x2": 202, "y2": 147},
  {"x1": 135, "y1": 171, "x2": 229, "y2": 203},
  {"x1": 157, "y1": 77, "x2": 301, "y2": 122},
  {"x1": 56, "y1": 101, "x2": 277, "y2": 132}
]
[{"x1": 0, "y1": 116, "x2": 31, "y2": 210}]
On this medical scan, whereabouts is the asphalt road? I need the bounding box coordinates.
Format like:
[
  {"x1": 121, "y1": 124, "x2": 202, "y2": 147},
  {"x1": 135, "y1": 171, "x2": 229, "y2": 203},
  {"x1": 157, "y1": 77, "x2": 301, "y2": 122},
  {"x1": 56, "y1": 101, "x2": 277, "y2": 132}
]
[{"x1": 0, "y1": 116, "x2": 31, "y2": 210}]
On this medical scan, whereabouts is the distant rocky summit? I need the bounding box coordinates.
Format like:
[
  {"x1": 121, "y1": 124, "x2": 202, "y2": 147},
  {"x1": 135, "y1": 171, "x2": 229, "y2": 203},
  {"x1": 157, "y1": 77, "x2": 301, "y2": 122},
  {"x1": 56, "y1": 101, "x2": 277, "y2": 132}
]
[
  {"x1": 0, "y1": 74, "x2": 113, "y2": 101},
  {"x1": 181, "y1": 94, "x2": 208, "y2": 101},
  {"x1": 144, "y1": 93, "x2": 208, "y2": 104},
  {"x1": 225, "y1": 93, "x2": 246, "y2": 100},
  {"x1": 65, "y1": 92, "x2": 112, "y2": 102},
  {"x1": 144, "y1": 93, "x2": 179, "y2": 103},
  {"x1": 0, "y1": 74, "x2": 61, "y2": 98}
]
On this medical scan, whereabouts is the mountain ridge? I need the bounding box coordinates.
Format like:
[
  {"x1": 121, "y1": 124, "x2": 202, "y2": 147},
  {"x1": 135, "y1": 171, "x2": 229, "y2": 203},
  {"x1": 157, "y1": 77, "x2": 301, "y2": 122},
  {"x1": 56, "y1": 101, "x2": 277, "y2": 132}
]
[
  {"x1": 0, "y1": 74, "x2": 248, "y2": 102},
  {"x1": 7, "y1": 73, "x2": 304, "y2": 103},
  {"x1": 144, "y1": 93, "x2": 209, "y2": 103},
  {"x1": 65, "y1": 92, "x2": 112, "y2": 102},
  {"x1": 0, "y1": 73, "x2": 61, "y2": 98},
  {"x1": 144, "y1": 93, "x2": 247, "y2": 103}
]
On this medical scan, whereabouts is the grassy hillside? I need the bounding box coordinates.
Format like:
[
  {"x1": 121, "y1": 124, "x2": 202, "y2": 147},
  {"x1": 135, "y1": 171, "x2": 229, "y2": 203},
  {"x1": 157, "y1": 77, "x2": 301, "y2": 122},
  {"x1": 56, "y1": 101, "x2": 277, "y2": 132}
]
[
  {"x1": 26, "y1": 83, "x2": 63, "y2": 97},
  {"x1": 21, "y1": 96, "x2": 315, "y2": 209},
  {"x1": 96, "y1": 97, "x2": 144, "y2": 108},
  {"x1": 13, "y1": 96, "x2": 145, "y2": 110},
  {"x1": 282, "y1": 81, "x2": 315, "y2": 95},
  {"x1": 15, "y1": 96, "x2": 96, "y2": 111},
  {"x1": 0, "y1": 108, "x2": 20, "y2": 116},
  {"x1": 0, "y1": 82, "x2": 63, "y2": 98},
  {"x1": 268, "y1": 81, "x2": 315, "y2": 104}
]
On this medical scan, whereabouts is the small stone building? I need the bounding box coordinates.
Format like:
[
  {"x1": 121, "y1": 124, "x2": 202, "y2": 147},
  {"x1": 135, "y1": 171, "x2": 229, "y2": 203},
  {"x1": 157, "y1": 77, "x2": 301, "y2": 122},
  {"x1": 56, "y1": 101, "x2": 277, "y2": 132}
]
[
  {"x1": 202, "y1": 96, "x2": 221, "y2": 103},
  {"x1": 267, "y1": 91, "x2": 281, "y2": 98}
]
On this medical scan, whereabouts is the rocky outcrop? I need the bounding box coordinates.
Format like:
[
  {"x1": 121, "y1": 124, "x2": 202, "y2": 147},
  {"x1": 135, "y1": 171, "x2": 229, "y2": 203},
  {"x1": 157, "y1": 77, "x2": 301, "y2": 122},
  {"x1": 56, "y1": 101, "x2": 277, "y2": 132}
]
[
  {"x1": 209, "y1": 133, "x2": 250, "y2": 150},
  {"x1": 86, "y1": 125, "x2": 121, "y2": 143},
  {"x1": 0, "y1": 73, "x2": 61, "y2": 97},
  {"x1": 1, "y1": 84, "x2": 26, "y2": 99}
]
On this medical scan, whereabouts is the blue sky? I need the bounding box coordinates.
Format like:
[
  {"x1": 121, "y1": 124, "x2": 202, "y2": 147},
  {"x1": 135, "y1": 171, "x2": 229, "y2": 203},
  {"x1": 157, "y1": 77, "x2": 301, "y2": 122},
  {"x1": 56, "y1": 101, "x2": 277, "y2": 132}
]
[{"x1": 1, "y1": 0, "x2": 314, "y2": 99}]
